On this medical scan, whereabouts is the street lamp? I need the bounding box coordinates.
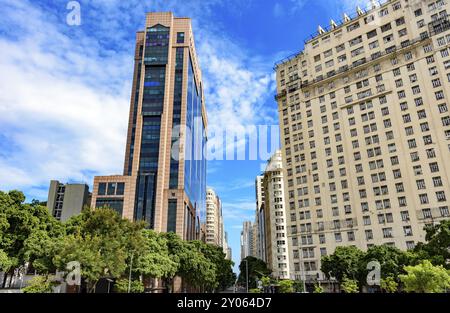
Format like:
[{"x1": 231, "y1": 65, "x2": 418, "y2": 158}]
[
  {"x1": 244, "y1": 259, "x2": 249, "y2": 293},
  {"x1": 128, "y1": 252, "x2": 134, "y2": 293}
]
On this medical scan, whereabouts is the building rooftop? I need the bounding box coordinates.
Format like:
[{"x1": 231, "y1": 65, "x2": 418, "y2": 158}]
[{"x1": 274, "y1": 0, "x2": 392, "y2": 70}]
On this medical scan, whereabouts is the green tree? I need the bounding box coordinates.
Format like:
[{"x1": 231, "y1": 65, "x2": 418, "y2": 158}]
[
  {"x1": 399, "y1": 260, "x2": 450, "y2": 293},
  {"x1": 22, "y1": 275, "x2": 56, "y2": 293},
  {"x1": 0, "y1": 249, "x2": 12, "y2": 272},
  {"x1": 278, "y1": 280, "x2": 294, "y2": 293},
  {"x1": 341, "y1": 276, "x2": 359, "y2": 293},
  {"x1": 237, "y1": 257, "x2": 271, "y2": 289},
  {"x1": 133, "y1": 229, "x2": 178, "y2": 285},
  {"x1": 114, "y1": 278, "x2": 144, "y2": 293},
  {"x1": 203, "y1": 244, "x2": 235, "y2": 291},
  {"x1": 380, "y1": 276, "x2": 398, "y2": 293},
  {"x1": 161, "y1": 234, "x2": 216, "y2": 292},
  {"x1": 314, "y1": 284, "x2": 324, "y2": 293},
  {"x1": 293, "y1": 279, "x2": 305, "y2": 293},
  {"x1": 182, "y1": 241, "x2": 217, "y2": 291},
  {"x1": 359, "y1": 244, "x2": 413, "y2": 286},
  {"x1": 414, "y1": 220, "x2": 450, "y2": 268},
  {"x1": 54, "y1": 207, "x2": 145, "y2": 292},
  {"x1": 0, "y1": 190, "x2": 64, "y2": 287},
  {"x1": 321, "y1": 246, "x2": 365, "y2": 283},
  {"x1": 261, "y1": 276, "x2": 271, "y2": 288}
]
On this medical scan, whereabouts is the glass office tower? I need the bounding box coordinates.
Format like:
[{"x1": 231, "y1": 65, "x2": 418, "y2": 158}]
[{"x1": 91, "y1": 12, "x2": 207, "y2": 240}]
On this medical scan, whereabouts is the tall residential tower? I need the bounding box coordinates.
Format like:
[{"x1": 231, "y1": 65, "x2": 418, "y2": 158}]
[
  {"x1": 91, "y1": 12, "x2": 207, "y2": 240},
  {"x1": 261, "y1": 150, "x2": 290, "y2": 279},
  {"x1": 275, "y1": 0, "x2": 450, "y2": 285}
]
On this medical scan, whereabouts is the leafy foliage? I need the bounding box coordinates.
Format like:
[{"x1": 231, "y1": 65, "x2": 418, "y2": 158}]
[
  {"x1": 237, "y1": 256, "x2": 271, "y2": 289},
  {"x1": 380, "y1": 276, "x2": 398, "y2": 293},
  {"x1": 134, "y1": 229, "x2": 178, "y2": 280},
  {"x1": 0, "y1": 190, "x2": 64, "y2": 273},
  {"x1": 22, "y1": 275, "x2": 57, "y2": 293},
  {"x1": 341, "y1": 277, "x2": 359, "y2": 293},
  {"x1": 0, "y1": 249, "x2": 12, "y2": 272},
  {"x1": 313, "y1": 284, "x2": 324, "y2": 293},
  {"x1": 114, "y1": 278, "x2": 144, "y2": 293},
  {"x1": 293, "y1": 279, "x2": 305, "y2": 293},
  {"x1": 399, "y1": 260, "x2": 450, "y2": 293},
  {"x1": 414, "y1": 220, "x2": 450, "y2": 269},
  {"x1": 0, "y1": 190, "x2": 235, "y2": 293},
  {"x1": 321, "y1": 246, "x2": 364, "y2": 282},
  {"x1": 278, "y1": 280, "x2": 294, "y2": 293}
]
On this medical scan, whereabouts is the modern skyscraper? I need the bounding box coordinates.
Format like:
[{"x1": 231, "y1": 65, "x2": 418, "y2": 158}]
[
  {"x1": 91, "y1": 12, "x2": 207, "y2": 241},
  {"x1": 47, "y1": 180, "x2": 91, "y2": 222},
  {"x1": 261, "y1": 150, "x2": 290, "y2": 279},
  {"x1": 275, "y1": 0, "x2": 450, "y2": 286}
]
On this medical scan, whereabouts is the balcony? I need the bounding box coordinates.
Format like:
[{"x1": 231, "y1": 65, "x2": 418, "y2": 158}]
[
  {"x1": 301, "y1": 34, "x2": 431, "y2": 88},
  {"x1": 274, "y1": 89, "x2": 287, "y2": 101},
  {"x1": 429, "y1": 14, "x2": 450, "y2": 35}
]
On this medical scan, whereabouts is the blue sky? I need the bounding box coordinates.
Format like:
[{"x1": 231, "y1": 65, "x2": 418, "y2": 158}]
[{"x1": 0, "y1": 0, "x2": 363, "y2": 273}]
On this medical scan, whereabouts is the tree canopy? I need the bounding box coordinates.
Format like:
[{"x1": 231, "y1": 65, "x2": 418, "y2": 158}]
[
  {"x1": 237, "y1": 256, "x2": 271, "y2": 289},
  {"x1": 0, "y1": 190, "x2": 235, "y2": 293},
  {"x1": 399, "y1": 260, "x2": 450, "y2": 293}
]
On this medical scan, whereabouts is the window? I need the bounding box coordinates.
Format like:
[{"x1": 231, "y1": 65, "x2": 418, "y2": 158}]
[
  {"x1": 365, "y1": 230, "x2": 373, "y2": 240},
  {"x1": 107, "y1": 182, "x2": 116, "y2": 195},
  {"x1": 423, "y1": 208, "x2": 432, "y2": 219},
  {"x1": 176, "y1": 32, "x2": 185, "y2": 43},
  {"x1": 403, "y1": 226, "x2": 413, "y2": 237},
  {"x1": 383, "y1": 228, "x2": 393, "y2": 238},
  {"x1": 98, "y1": 183, "x2": 107, "y2": 196},
  {"x1": 116, "y1": 182, "x2": 125, "y2": 195},
  {"x1": 401, "y1": 211, "x2": 410, "y2": 221}
]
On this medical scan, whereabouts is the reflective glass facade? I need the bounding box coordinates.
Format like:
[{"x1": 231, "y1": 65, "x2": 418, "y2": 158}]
[
  {"x1": 185, "y1": 53, "x2": 207, "y2": 224},
  {"x1": 135, "y1": 24, "x2": 169, "y2": 227},
  {"x1": 169, "y1": 48, "x2": 184, "y2": 189},
  {"x1": 126, "y1": 60, "x2": 142, "y2": 176},
  {"x1": 96, "y1": 198, "x2": 124, "y2": 216}
]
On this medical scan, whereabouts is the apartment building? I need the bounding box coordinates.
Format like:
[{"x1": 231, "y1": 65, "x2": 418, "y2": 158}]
[
  {"x1": 91, "y1": 13, "x2": 207, "y2": 241},
  {"x1": 47, "y1": 180, "x2": 91, "y2": 222},
  {"x1": 205, "y1": 188, "x2": 224, "y2": 246},
  {"x1": 261, "y1": 150, "x2": 291, "y2": 279},
  {"x1": 275, "y1": 0, "x2": 450, "y2": 285},
  {"x1": 255, "y1": 175, "x2": 266, "y2": 261},
  {"x1": 240, "y1": 220, "x2": 255, "y2": 260}
]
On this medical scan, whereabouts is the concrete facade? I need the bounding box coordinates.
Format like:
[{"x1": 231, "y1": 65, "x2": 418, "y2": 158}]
[
  {"x1": 275, "y1": 0, "x2": 450, "y2": 284},
  {"x1": 240, "y1": 221, "x2": 255, "y2": 260},
  {"x1": 205, "y1": 188, "x2": 224, "y2": 246},
  {"x1": 47, "y1": 180, "x2": 91, "y2": 222},
  {"x1": 261, "y1": 151, "x2": 291, "y2": 279}
]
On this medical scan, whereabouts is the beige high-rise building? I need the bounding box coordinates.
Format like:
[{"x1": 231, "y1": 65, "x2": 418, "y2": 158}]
[
  {"x1": 240, "y1": 220, "x2": 255, "y2": 260},
  {"x1": 255, "y1": 175, "x2": 267, "y2": 262},
  {"x1": 261, "y1": 150, "x2": 291, "y2": 279},
  {"x1": 91, "y1": 12, "x2": 207, "y2": 241},
  {"x1": 275, "y1": 0, "x2": 450, "y2": 285},
  {"x1": 205, "y1": 188, "x2": 223, "y2": 246}
]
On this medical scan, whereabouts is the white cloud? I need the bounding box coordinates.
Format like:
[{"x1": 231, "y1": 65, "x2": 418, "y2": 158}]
[{"x1": 0, "y1": 0, "x2": 277, "y2": 201}]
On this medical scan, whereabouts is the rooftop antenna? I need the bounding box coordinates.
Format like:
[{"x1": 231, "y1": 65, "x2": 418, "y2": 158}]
[
  {"x1": 370, "y1": 0, "x2": 378, "y2": 9},
  {"x1": 343, "y1": 13, "x2": 351, "y2": 22},
  {"x1": 357, "y1": 6, "x2": 365, "y2": 16},
  {"x1": 318, "y1": 25, "x2": 326, "y2": 34},
  {"x1": 330, "y1": 19, "x2": 338, "y2": 29}
]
